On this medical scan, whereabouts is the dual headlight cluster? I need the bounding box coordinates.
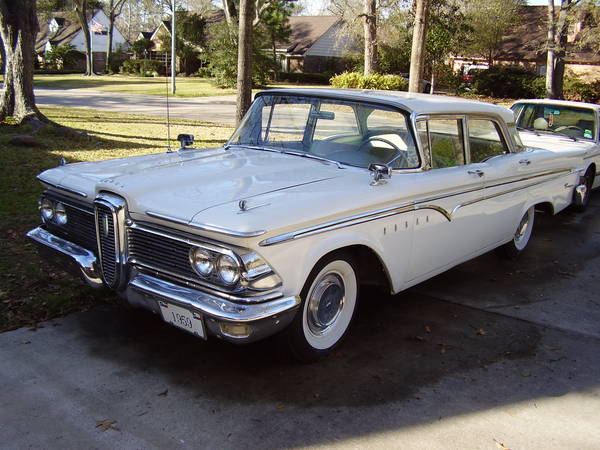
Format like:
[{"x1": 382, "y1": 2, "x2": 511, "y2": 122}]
[
  {"x1": 39, "y1": 198, "x2": 68, "y2": 226},
  {"x1": 189, "y1": 247, "x2": 241, "y2": 286}
]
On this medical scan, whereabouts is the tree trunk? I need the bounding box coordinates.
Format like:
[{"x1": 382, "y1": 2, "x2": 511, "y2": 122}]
[
  {"x1": 0, "y1": 0, "x2": 47, "y2": 124},
  {"x1": 546, "y1": 0, "x2": 556, "y2": 98},
  {"x1": 223, "y1": 0, "x2": 238, "y2": 24},
  {"x1": 75, "y1": 1, "x2": 93, "y2": 76},
  {"x1": 554, "y1": 0, "x2": 571, "y2": 98},
  {"x1": 363, "y1": 0, "x2": 377, "y2": 76},
  {"x1": 408, "y1": 0, "x2": 429, "y2": 93},
  {"x1": 0, "y1": 33, "x2": 5, "y2": 75},
  {"x1": 429, "y1": 60, "x2": 435, "y2": 94},
  {"x1": 106, "y1": 2, "x2": 115, "y2": 73},
  {"x1": 236, "y1": 0, "x2": 254, "y2": 125}
]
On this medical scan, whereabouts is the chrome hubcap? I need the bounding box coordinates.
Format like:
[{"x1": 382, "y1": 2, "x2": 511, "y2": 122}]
[
  {"x1": 514, "y1": 213, "x2": 530, "y2": 244},
  {"x1": 307, "y1": 273, "x2": 345, "y2": 335}
]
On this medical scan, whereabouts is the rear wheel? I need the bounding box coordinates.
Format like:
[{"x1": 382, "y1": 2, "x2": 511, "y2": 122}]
[
  {"x1": 495, "y1": 206, "x2": 535, "y2": 260},
  {"x1": 286, "y1": 253, "x2": 359, "y2": 363}
]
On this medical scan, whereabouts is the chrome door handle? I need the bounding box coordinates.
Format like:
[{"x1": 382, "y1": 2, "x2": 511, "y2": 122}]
[
  {"x1": 519, "y1": 159, "x2": 531, "y2": 165},
  {"x1": 468, "y1": 169, "x2": 484, "y2": 177}
]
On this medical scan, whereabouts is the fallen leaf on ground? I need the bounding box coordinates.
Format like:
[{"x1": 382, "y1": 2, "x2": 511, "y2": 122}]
[
  {"x1": 276, "y1": 404, "x2": 285, "y2": 410},
  {"x1": 493, "y1": 438, "x2": 511, "y2": 449},
  {"x1": 96, "y1": 420, "x2": 119, "y2": 432},
  {"x1": 544, "y1": 345, "x2": 561, "y2": 351},
  {"x1": 477, "y1": 329, "x2": 487, "y2": 336},
  {"x1": 521, "y1": 370, "x2": 531, "y2": 377}
]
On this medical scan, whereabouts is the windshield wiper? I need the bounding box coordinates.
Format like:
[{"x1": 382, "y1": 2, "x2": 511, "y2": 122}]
[{"x1": 280, "y1": 150, "x2": 343, "y2": 168}]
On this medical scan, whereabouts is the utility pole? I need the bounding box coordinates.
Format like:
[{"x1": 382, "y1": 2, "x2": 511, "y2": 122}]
[{"x1": 171, "y1": 0, "x2": 176, "y2": 94}]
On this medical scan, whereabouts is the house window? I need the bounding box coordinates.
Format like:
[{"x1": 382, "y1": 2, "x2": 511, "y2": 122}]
[{"x1": 536, "y1": 64, "x2": 547, "y2": 76}]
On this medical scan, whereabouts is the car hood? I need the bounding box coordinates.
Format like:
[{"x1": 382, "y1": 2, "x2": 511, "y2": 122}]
[
  {"x1": 38, "y1": 147, "x2": 345, "y2": 222},
  {"x1": 519, "y1": 130, "x2": 598, "y2": 154}
]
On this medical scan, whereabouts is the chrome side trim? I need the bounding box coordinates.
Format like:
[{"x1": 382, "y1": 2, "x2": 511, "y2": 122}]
[
  {"x1": 414, "y1": 204, "x2": 452, "y2": 221},
  {"x1": 146, "y1": 211, "x2": 266, "y2": 238},
  {"x1": 260, "y1": 167, "x2": 575, "y2": 247},
  {"x1": 129, "y1": 273, "x2": 300, "y2": 322},
  {"x1": 37, "y1": 175, "x2": 88, "y2": 198}
]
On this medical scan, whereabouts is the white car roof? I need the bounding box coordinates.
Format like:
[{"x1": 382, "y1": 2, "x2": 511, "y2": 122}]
[
  {"x1": 259, "y1": 88, "x2": 516, "y2": 124},
  {"x1": 512, "y1": 98, "x2": 600, "y2": 113}
]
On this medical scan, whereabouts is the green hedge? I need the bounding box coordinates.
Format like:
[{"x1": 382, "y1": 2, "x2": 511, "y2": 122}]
[
  {"x1": 472, "y1": 66, "x2": 539, "y2": 98},
  {"x1": 120, "y1": 59, "x2": 166, "y2": 77},
  {"x1": 278, "y1": 72, "x2": 332, "y2": 85},
  {"x1": 329, "y1": 72, "x2": 408, "y2": 91}
]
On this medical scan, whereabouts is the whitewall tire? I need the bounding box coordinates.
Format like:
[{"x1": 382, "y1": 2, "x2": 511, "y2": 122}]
[
  {"x1": 286, "y1": 253, "x2": 359, "y2": 362},
  {"x1": 496, "y1": 206, "x2": 535, "y2": 260}
]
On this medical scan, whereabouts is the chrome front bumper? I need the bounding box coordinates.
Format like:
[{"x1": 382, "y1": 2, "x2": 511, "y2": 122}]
[{"x1": 27, "y1": 226, "x2": 301, "y2": 343}]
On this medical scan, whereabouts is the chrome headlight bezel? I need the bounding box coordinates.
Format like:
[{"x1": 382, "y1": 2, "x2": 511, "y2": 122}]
[
  {"x1": 39, "y1": 198, "x2": 54, "y2": 222},
  {"x1": 189, "y1": 247, "x2": 214, "y2": 277},
  {"x1": 54, "y1": 202, "x2": 68, "y2": 226},
  {"x1": 216, "y1": 254, "x2": 241, "y2": 285}
]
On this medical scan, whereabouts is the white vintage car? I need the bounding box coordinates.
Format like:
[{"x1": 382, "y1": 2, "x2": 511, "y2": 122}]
[
  {"x1": 28, "y1": 89, "x2": 588, "y2": 361},
  {"x1": 511, "y1": 98, "x2": 600, "y2": 210}
]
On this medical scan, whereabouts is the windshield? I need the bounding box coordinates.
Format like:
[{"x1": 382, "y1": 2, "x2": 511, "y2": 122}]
[
  {"x1": 512, "y1": 103, "x2": 597, "y2": 141},
  {"x1": 228, "y1": 95, "x2": 420, "y2": 169}
]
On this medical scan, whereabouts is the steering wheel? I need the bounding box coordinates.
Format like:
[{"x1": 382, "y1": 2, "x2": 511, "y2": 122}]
[{"x1": 357, "y1": 136, "x2": 408, "y2": 168}]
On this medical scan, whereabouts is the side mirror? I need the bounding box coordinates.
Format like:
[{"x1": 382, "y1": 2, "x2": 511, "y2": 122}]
[
  {"x1": 368, "y1": 163, "x2": 392, "y2": 186},
  {"x1": 177, "y1": 134, "x2": 194, "y2": 150}
]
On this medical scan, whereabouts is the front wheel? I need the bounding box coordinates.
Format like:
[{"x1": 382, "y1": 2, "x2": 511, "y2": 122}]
[
  {"x1": 495, "y1": 206, "x2": 535, "y2": 260},
  {"x1": 286, "y1": 253, "x2": 359, "y2": 363},
  {"x1": 573, "y1": 169, "x2": 593, "y2": 212}
]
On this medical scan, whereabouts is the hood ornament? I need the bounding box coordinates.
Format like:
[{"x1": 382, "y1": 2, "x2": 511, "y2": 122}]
[{"x1": 238, "y1": 199, "x2": 270, "y2": 213}]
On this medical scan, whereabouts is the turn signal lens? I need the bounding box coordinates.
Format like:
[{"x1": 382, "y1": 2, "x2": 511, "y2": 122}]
[
  {"x1": 190, "y1": 247, "x2": 214, "y2": 276},
  {"x1": 217, "y1": 254, "x2": 240, "y2": 285},
  {"x1": 219, "y1": 322, "x2": 251, "y2": 338}
]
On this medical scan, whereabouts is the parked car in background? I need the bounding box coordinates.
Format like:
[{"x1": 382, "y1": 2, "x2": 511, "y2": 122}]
[
  {"x1": 28, "y1": 89, "x2": 587, "y2": 361},
  {"x1": 511, "y1": 99, "x2": 600, "y2": 210}
]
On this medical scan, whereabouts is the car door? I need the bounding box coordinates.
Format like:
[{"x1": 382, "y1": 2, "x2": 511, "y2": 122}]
[
  {"x1": 465, "y1": 117, "x2": 549, "y2": 248},
  {"x1": 406, "y1": 116, "x2": 487, "y2": 282}
]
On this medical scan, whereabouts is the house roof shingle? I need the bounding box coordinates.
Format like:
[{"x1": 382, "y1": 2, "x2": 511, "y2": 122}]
[
  {"x1": 277, "y1": 15, "x2": 340, "y2": 55},
  {"x1": 493, "y1": 5, "x2": 600, "y2": 64}
]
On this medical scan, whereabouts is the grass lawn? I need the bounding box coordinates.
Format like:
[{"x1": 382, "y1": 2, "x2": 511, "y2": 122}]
[
  {"x1": 34, "y1": 74, "x2": 327, "y2": 98},
  {"x1": 0, "y1": 107, "x2": 234, "y2": 332}
]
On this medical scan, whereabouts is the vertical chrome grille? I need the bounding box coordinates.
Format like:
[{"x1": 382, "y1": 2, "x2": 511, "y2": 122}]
[{"x1": 94, "y1": 194, "x2": 127, "y2": 288}]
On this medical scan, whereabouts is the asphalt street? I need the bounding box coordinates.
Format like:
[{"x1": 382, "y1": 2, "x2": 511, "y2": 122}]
[
  {"x1": 1, "y1": 195, "x2": 599, "y2": 449},
  {"x1": 34, "y1": 87, "x2": 239, "y2": 125}
]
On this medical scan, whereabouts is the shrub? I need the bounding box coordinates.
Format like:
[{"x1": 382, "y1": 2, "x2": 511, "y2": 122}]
[
  {"x1": 564, "y1": 78, "x2": 600, "y2": 104},
  {"x1": 204, "y1": 22, "x2": 273, "y2": 88},
  {"x1": 278, "y1": 72, "x2": 331, "y2": 85},
  {"x1": 329, "y1": 72, "x2": 408, "y2": 91},
  {"x1": 120, "y1": 59, "x2": 165, "y2": 76},
  {"x1": 44, "y1": 44, "x2": 81, "y2": 70},
  {"x1": 472, "y1": 66, "x2": 538, "y2": 98}
]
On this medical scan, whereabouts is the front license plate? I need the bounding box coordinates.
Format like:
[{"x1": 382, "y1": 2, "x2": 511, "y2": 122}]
[{"x1": 158, "y1": 300, "x2": 206, "y2": 339}]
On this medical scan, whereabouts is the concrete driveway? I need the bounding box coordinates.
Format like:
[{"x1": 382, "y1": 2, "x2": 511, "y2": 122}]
[
  {"x1": 1, "y1": 199, "x2": 600, "y2": 449},
  {"x1": 34, "y1": 88, "x2": 238, "y2": 125}
]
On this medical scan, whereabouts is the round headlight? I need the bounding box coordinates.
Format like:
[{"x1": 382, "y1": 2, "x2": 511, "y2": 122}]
[
  {"x1": 54, "y1": 202, "x2": 68, "y2": 225},
  {"x1": 40, "y1": 198, "x2": 54, "y2": 222},
  {"x1": 217, "y1": 254, "x2": 240, "y2": 285},
  {"x1": 190, "y1": 248, "x2": 214, "y2": 276}
]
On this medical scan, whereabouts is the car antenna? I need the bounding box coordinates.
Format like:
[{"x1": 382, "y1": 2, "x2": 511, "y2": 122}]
[{"x1": 164, "y1": 55, "x2": 173, "y2": 153}]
